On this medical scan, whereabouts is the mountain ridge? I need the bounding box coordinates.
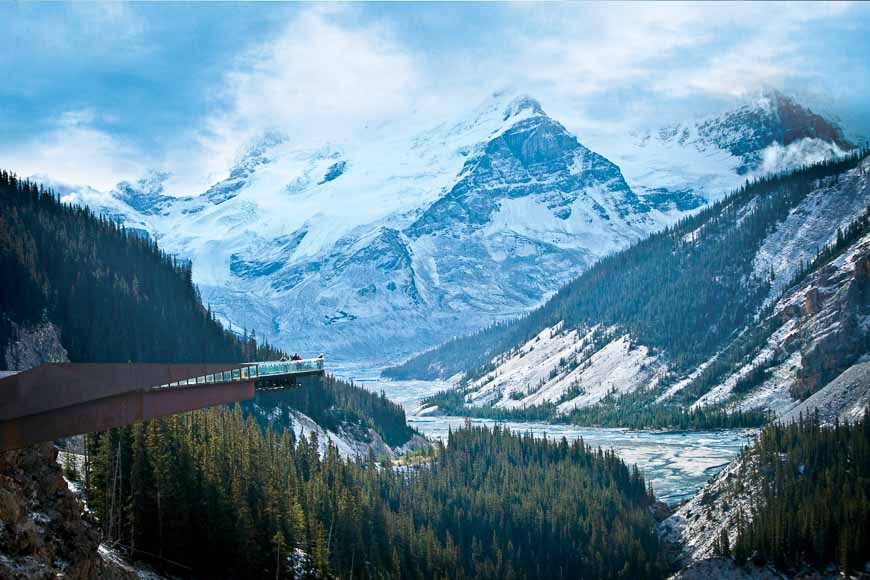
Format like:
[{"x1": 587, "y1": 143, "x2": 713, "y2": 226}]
[
  {"x1": 48, "y1": 91, "x2": 855, "y2": 362},
  {"x1": 400, "y1": 152, "x2": 869, "y2": 427}
]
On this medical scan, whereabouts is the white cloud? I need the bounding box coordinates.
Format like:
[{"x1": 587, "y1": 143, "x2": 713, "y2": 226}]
[
  {"x1": 508, "y1": 3, "x2": 711, "y2": 95},
  {"x1": 760, "y1": 138, "x2": 849, "y2": 175},
  {"x1": 7, "y1": 2, "x2": 863, "y2": 195},
  {"x1": 652, "y1": 3, "x2": 851, "y2": 99},
  {"x1": 0, "y1": 109, "x2": 145, "y2": 190},
  {"x1": 503, "y1": 2, "x2": 855, "y2": 110},
  {"x1": 171, "y1": 6, "x2": 428, "y2": 193}
]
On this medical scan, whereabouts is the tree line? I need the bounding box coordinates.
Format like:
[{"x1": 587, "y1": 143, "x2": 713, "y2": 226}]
[
  {"x1": 422, "y1": 385, "x2": 768, "y2": 430},
  {"x1": 724, "y1": 410, "x2": 870, "y2": 574},
  {"x1": 81, "y1": 408, "x2": 672, "y2": 579},
  {"x1": 0, "y1": 170, "x2": 282, "y2": 363}
]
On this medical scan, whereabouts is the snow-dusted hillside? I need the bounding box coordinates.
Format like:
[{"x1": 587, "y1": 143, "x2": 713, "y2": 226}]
[
  {"x1": 253, "y1": 405, "x2": 421, "y2": 461},
  {"x1": 661, "y1": 373, "x2": 869, "y2": 575},
  {"x1": 693, "y1": 231, "x2": 869, "y2": 415},
  {"x1": 53, "y1": 90, "x2": 853, "y2": 362},
  {"x1": 426, "y1": 155, "x2": 869, "y2": 418},
  {"x1": 422, "y1": 323, "x2": 667, "y2": 415}
]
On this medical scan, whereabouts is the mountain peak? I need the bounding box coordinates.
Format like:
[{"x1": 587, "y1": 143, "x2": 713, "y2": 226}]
[
  {"x1": 113, "y1": 170, "x2": 173, "y2": 214},
  {"x1": 743, "y1": 88, "x2": 853, "y2": 150},
  {"x1": 503, "y1": 95, "x2": 545, "y2": 121}
]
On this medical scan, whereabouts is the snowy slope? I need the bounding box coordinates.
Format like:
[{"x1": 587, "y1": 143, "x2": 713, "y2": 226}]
[
  {"x1": 588, "y1": 89, "x2": 854, "y2": 210},
  {"x1": 51, "y1": 93, "x2": 673, "y2": 360},
  {"x1": 52, "y1": 90, "x2": 854, "y2": 363},
  {"x1": 424, "y1": 323, "x2": 668, "y2": 414},
  {"x1": 434, "y1": 156, "x2": 869, "y2": 416}
]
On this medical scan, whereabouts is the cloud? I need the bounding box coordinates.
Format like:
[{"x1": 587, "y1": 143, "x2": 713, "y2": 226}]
[
  {"x1": 652, "y1": 3, "x2": 852, "y2": 99},
  {"x1": 0, "y1": 109, "x2": 145, "y2": 190},
  {"x1": 504, "y1": 2, "x2": 856, "y2": 105},
  {"x1": 508, "y1": 3, "x2": 710, "y2": 96},
  {"x1": 3, "y1": 2, "x2": 866, "y2": 194},
  {"x1": 176, "y1": 6, "x2": 426, "y2": 190},
  {"x1": 759, "y1": 138, "x2": 849, "y2": 175}
]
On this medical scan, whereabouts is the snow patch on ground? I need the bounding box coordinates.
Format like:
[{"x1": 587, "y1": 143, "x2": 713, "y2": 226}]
[
  {"x1": 286, "y1": 409, "x2": 392, "y2": 460},
  {"x1": 97, "y1": 545, "x2": 166, "y2": 579},
  {"x1": 692, "y1": 319, "x2": 798, "y2": 410},
  {"x1": 458, "y1": 323, "x2": 666, "y2": 412},
  {"x1": 752, "y1": 158, "x2": 869, "y2": 304},
  {"x1": 657, "y1": 354, "x2": 719, "y2": 403}
]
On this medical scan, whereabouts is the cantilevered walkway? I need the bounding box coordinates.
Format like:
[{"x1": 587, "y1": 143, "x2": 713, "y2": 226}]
[{"x1": 0, "y1": 358, "x2": 324, "y2": 451}]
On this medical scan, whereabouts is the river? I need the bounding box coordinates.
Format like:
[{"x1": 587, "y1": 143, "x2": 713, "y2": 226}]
[{"x1": 334, "y1": 365, "x2": 755, "y2": 505}]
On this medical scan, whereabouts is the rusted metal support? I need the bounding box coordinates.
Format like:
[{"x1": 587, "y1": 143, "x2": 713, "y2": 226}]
[
  {"x1": 0, "y1": 363, "x2": 247, "y2": 421},
  {"x1": 0, "y1": 381, "x2": 255, "y2": 451},
  {"x1": 0, "y1": 361, "x2": 326, "y2": 451},
  {"x1": 0, "y1": 363, "x2": 252, "y2": 451}
]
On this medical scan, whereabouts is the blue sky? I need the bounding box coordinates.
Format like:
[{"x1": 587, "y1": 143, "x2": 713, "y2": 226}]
[{"x1": 1, "y1": 2, "x2": 868, "y2": 192}]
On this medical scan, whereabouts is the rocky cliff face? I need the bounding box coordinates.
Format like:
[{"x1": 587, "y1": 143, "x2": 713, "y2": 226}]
[
  {"x1": 3, "y1": 322, "x2": 68, "y2": 371},
  {"x1": 695, "y1": 228, "x2": 870, "y2": 416},
  {"x1": 0, "y1": 444, "x2": 133, "y2": 579},
  {"x1": 1, "y1": 322, "x2": 135, "y2": 578}
]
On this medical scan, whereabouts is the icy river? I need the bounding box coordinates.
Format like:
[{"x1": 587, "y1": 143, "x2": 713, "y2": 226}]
[{"x1": 335, "y1": 367, "x2": 755, "y2": 505}]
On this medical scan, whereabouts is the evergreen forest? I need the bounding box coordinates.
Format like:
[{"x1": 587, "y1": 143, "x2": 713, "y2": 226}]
[
  {"x1": 731, "y1": 411, "x2": 870, "y2": 574},
  {"x1": 82, "y1": 410, "x2": 672, "y2": 579}
]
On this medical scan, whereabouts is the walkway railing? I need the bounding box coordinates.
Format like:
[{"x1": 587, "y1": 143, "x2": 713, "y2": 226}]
[{"x1": 155, "y1": 358, "x2": 324, "y2": 389}]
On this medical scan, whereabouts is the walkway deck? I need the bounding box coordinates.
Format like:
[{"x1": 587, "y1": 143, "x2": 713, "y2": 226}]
[{"x1": 0, "y1": 358, "x2": 325, "y2": 451}]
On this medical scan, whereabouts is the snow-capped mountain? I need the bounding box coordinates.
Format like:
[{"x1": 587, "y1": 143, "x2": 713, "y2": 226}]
[
  {"x1": 54, "y1": 90, "x2": 853, "y2": 363},
  {"x1": 589, "y1": 89, "x2": 854, "y2": 210},
  {"x1": 412, "y1": 153, "x2": 869, "y2": 421}
]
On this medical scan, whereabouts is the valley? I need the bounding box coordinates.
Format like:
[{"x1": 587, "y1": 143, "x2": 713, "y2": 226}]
[
  {"x1": 336, "y1": 366, "x2": 753, "y2": 505},
  {"x1": 3, "y1": 10, "x2": 869, "y2": 574},
  {"x1": 3, "y1": 145, "x2": 868, "y2": 578}
]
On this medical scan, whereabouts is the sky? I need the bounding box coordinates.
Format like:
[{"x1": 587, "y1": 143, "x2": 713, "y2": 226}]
[{"x1": 1, "y1": 1, "x2": 868, "y2": 193}]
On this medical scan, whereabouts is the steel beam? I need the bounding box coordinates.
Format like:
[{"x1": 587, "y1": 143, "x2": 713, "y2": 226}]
[
  {"x1": 0, "y1": 362, "x2": 247, "y2": 421},
  {"x1": 0, "y1": 381, "x2": 255, "y2": 451}
]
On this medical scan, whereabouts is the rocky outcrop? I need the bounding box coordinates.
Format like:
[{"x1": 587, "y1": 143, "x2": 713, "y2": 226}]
[
  {"x1": 791, "y1": 251, "x2": 869, "y2": 400},
  {"x1": 0, "y1": 444, "x2": 133, "y2": 579},
  {"x1": 3, "y1": 322, "x2": 68, "y2": 371},
  {"x1": 659, "y1": 454, "x2": 755, "y2": 564},
  {"x1": 781, "y1": 360, "x2": 870, "y2": 424}
]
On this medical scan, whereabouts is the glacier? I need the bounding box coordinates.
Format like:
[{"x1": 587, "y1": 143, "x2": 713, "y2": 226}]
[{"x1": 50, "y1": 89, "x2": 853, "y2": 364}]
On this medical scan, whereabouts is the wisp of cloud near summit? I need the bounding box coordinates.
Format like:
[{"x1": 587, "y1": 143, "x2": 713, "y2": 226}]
[{"x1": 0, "y1": 1, "x2": 867, "y2": 193}]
